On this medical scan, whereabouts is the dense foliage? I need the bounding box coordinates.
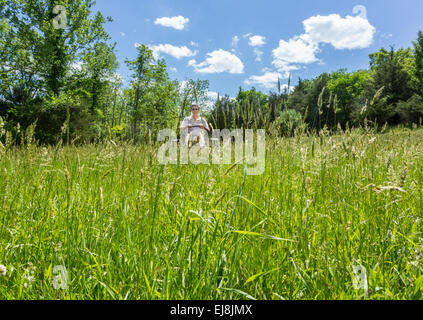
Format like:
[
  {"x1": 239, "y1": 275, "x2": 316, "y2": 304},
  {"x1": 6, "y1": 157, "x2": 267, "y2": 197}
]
[{"x1": 210, "y1": 41, "x2": 423, "y2": 135}]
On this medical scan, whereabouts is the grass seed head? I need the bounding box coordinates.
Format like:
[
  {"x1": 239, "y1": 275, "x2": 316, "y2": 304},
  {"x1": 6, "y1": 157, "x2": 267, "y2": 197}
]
[{"x1": 64, "y1": 168, "x2": 70, "y2": 181}]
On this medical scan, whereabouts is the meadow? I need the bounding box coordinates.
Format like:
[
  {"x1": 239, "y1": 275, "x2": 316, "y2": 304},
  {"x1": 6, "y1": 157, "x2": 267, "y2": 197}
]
[{"x1": 0, "y1": 126, "x2": 423, "y2": 300}]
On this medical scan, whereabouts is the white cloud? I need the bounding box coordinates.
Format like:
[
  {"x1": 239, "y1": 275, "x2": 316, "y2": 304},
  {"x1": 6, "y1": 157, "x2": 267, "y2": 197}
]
[
  {"x1": 253, "y1": 48, "x2": 264, "y2": 62},
  {"x1": 300, "y1": 14, "x2": 375, "y2": 50},
  {"x1": 232, "y1": 35, "x2": 240, "y2": 47},
  {"x1": 272, "y1": 37, "x2": 319, "y2": 71},
  {"x1": 70, "y1": 61, "x2": 83, "y2": 73},
  {"x1": 272, "y1": 13, "x2": 376, "y2": 73},
  {"x1": 281, "y1": 84, "x2": 294, "y2": 93},
  {"x1": 249, "y1": 35, "x2": 266, "y2": 47},
  {"x1": 245, "y1": 71, "x2": 284, "y2": 89},
  {"x1": 120, "y1": 32, "x2": 126, "y2": 37},
  {"x1": 245, "y1": 35, "x2": 266, "y2": 62},
  {"x1": 101, "y1": 72, "x2": 124, "y2": 84},
  {"x1": 188, "y1": 49, "x2": 244, "y2": 74},
  {"x1": 243, "y1": 33, "x2": 252, "y2": 38},
  {"x1": 169, "y1": 67, "x2": 177, "y2": 72},
  {"x1": 179, "y1": 80, "x2": 189, "y2": 94},
  {"x1": 154, "y1": 16, "x2": 189, "y2": 30},
  {"x1": 206, "y1": 91, "x2": 219, "y2": 100},
  {"x1": 272, "y1": 61, "x2": 302, "y2": 75},
  {"x1": 203, "y1": 91, "x2": 219, "y2": 109},
  {"x1": 149, "y1": 44, "x2": 197, "y2": 60},
  {"x1": 190, "y1": 41, "x2": 199, "y2": 47},
  {"x1": 201, "y1": 91, "x2": 218, "y2": 110}
]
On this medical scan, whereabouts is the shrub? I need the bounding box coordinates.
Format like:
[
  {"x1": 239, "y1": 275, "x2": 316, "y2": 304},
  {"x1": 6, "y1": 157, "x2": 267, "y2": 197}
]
[
  {"x1": 397, "y1": 94, "x2": 423, "y2": 124},
  {"x1": 36, "y1": 93, "x2": 97, "y2": 145},
  {"x1": 276, "y1": 109, "x2": 304, "y2": 136}
]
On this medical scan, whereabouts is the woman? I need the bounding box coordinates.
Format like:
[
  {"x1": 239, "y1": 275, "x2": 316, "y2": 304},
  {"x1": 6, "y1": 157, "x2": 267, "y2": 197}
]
[{"x1": 180, "y1": 104, "x2": 211, "y2": 147}]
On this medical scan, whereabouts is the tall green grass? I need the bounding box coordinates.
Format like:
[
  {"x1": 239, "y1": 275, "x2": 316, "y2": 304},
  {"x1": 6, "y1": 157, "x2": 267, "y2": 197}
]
[{"x1": 0, "y1": 127, "x2": 422, "y2": 300}]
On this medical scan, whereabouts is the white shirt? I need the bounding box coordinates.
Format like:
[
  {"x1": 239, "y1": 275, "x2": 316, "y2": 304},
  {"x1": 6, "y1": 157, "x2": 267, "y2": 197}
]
[{"x1": 180, "y1": 115, "x2": 210, "y2": 135}]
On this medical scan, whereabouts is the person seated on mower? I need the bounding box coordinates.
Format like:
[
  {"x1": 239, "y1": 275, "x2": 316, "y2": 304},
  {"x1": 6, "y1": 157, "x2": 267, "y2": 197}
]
[{"x1": 180, "y1": 104, "x2": 210, "y2": 147}]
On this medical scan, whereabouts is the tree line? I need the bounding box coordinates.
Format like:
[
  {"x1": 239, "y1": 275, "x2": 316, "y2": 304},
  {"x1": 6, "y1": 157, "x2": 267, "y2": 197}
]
[{"x1": 210, "y1": 32, "x2": 423, "y2": 135}]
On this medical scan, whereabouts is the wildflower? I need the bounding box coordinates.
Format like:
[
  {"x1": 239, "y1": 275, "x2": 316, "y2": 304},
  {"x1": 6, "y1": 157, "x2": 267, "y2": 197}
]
[
  {"x1": 0, "y1": 264, "x2": 6, "y2": 277},
  {"x1": 23, "y1": 263, "x2": 35, "y2": 289}
]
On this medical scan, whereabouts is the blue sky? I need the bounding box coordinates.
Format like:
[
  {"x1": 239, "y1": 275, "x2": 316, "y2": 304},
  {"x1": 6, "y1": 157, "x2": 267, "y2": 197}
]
[{"x1": 93, "y1": 0, "x2": 423, "y2": 98}]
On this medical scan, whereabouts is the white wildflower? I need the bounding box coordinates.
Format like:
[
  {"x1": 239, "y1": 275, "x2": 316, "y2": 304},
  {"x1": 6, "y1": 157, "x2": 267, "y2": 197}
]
[{"x1": 0, "y1": 264, "x2": 6, "y2": 277}]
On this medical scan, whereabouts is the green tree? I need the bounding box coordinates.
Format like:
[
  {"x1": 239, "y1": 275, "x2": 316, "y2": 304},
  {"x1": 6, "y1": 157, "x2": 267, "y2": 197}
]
[
  {"x1": 125, "y1": 44, "x2": 155, "y2": 138},
  {"x1": 327, "y1": 69, "x2": 371, "y2": 126},
  {"x1": 413, "y1": 31, "x2": 423, "y2": 96},
  {"x1": 369, "y1": 47, "x2": 413, "y2": 105},
  {"x1": 81, "y1": 42, "x2": 118, "y2": 114},
  {"x1": 125, "y1": 44, "x2": 179, "y2": 140},
  {"x1": 2, "y1": 0, "x2": 112, "y2": 97}
]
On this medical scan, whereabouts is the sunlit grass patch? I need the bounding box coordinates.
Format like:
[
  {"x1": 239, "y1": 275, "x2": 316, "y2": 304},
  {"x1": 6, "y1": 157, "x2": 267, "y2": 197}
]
[{"x1": 0, "y1": 127, "x2": 422, "y2": 300}]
